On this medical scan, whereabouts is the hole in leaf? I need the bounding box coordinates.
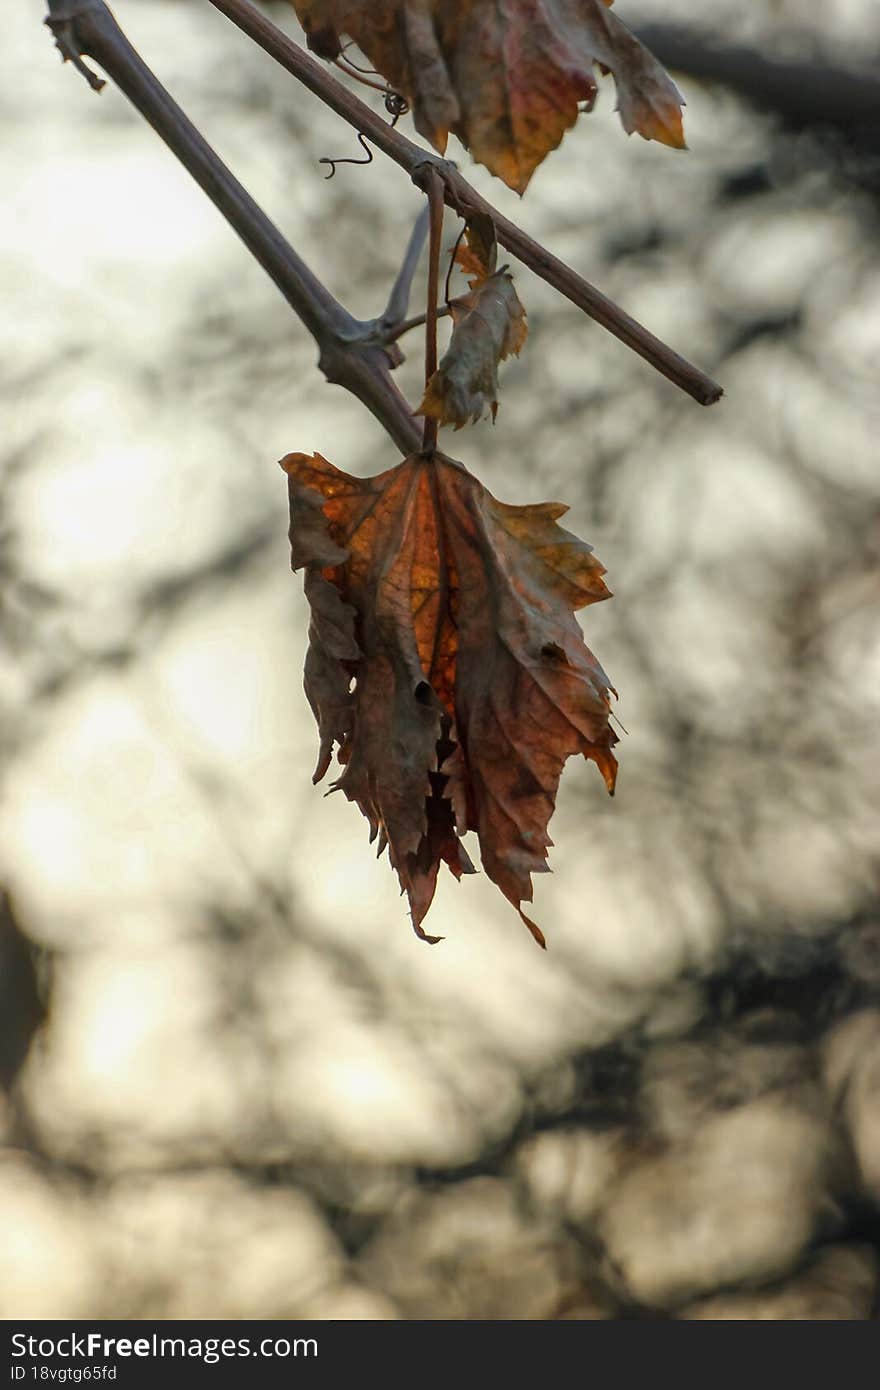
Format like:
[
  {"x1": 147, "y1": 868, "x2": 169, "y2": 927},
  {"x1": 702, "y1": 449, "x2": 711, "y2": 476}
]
[
  {"x1": 414, "y1": 681, "x2": 433, "y2": 706},
  {"x1": 541, "y1": 642, "x2": 567, "y2": 664}
]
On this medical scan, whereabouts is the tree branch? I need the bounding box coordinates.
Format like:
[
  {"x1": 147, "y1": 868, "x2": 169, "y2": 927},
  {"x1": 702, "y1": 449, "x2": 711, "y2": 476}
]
[
  {"x1": 207, "y1": 0, "x2": 723, "y2": 407},
  {"x1": 44, "y1": 0, "x2": 422, "y2": 455}
]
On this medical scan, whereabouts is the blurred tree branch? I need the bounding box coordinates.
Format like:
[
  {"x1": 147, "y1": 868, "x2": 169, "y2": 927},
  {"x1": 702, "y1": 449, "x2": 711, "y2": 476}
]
[
  {"x1": 0, "y1": 891, "x2": 46, "y2": 1094},
  {"x1": 636, "y1": 24, "x2": 880, "y2": 134}
]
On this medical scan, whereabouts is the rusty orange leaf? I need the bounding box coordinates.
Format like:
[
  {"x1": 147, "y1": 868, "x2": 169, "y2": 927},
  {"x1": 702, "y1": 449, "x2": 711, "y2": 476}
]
[{"x1": 282, "y1": 448, "x2": 617, "y2": 945}]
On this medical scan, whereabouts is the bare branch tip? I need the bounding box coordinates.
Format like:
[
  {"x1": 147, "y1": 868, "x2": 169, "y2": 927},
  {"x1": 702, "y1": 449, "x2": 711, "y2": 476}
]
[{"x1": 45, "y1": 4, "x2": 106, "y2": 93}]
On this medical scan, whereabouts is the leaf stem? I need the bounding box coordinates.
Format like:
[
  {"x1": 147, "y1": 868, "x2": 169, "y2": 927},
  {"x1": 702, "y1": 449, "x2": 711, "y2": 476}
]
[
  {"x1": 422, "y1": 169, "x2": 445, "y2": 454},
  {"x1": 333, "y1": 57, "x2": 387, "y2": 95},
  {"x1": 444, "y1": 223, "x2": 467, "y2": 307}
]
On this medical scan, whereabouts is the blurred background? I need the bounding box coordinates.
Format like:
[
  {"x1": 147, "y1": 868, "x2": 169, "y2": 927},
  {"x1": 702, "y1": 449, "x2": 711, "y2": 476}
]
[{"x1": 2, "y1": 0, "x2": 879, "y2": 1318}]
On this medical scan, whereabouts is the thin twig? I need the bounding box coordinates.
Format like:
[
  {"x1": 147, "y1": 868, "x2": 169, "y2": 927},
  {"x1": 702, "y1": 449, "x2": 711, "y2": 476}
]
[
  {"x1": 381, "y1": 204, "x2": 430, "y2": 328},
  {"x1": 206, "y1": 0, "x2": 723, "y2": 406},
  {"x1": 43, "y1": 0, "x2": 422, "y2": 456},
  {"x1": 444, "y1": 223, "x2": 468, "y2": 306},
  {"x1": 422, "y1": 169, "x2": 445, "y2": 453},
  {"x1": 385, "y1": 304, "x2": 452, "y2": 345},
  {"x1": 333, "y1": 57, "x2": 387, "y2": 94}
]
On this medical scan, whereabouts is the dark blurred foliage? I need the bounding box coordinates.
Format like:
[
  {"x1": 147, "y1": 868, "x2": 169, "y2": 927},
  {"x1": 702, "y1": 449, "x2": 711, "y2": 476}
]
[
  {"x1": 0, "y1": 892, "x2": 46, "y2": 1094},
  {"x1": 1, "y1": 0, "x2": 879, "y2": 1318}
]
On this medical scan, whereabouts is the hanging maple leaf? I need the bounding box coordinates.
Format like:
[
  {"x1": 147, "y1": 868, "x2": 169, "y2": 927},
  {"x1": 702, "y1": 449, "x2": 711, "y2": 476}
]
[
  {"x1": 418, "y1": 215, "x2": 528, "y2": 428},
  {"x1": 291, "y1": 0, "x2": 685, "y2": 192},
  {"x1": 282, "y1": 448, "x2": 617, "y2": 945}
]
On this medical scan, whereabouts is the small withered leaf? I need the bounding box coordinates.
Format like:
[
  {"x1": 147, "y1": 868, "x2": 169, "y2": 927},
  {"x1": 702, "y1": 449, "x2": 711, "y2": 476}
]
[
  {"x1": 417, "y1": 266, "x2": 528, "y2": 429},
  {"x1": 458, "y1": 212, "x2": 498, "y2": 281},
  {"x1": 282, "y1": 448, "x2": 617, "y2": 946}
]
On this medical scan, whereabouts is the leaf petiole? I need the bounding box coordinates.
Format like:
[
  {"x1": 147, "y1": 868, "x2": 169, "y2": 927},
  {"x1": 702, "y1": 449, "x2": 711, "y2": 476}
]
[{"x1": 421, "y1": 168, "x2": 445, "y2": 455}]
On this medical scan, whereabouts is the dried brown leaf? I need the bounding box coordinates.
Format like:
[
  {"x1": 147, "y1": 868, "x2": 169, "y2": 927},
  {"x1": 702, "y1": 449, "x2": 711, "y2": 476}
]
[
  {"x1": 291, "y1": 0, "x2": 685, "y2": 192},
  {"x1": 282, "y1": 448, "x2": 617, "y2": 945}
]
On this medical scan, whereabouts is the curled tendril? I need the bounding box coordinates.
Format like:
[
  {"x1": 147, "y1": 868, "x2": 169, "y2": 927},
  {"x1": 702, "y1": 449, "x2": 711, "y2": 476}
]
[
  {"x1": 319, "y1": 131, "x2": 374, "y2": 179},
  {"x1": 318, "y1": 88, "x2": 410, "y2": 178},
  {"x1": 384, "y1": 91, "x2": 409, "y2": 126},
  {"x1": 333, "y1": 46, "x2": 410, "y2": 127}
]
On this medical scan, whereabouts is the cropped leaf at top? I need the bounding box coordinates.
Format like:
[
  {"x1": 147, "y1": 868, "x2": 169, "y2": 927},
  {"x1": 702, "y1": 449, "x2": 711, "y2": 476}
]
[
  {"x1": 418, "y1": 217, "x2": 528, "y2": 428},
  {"x1": 283, "y1": 449, "x2": 618, "y2": 946},
  {"x1": 290, "y1": 0, "x2": 685, "y2": 192}
]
